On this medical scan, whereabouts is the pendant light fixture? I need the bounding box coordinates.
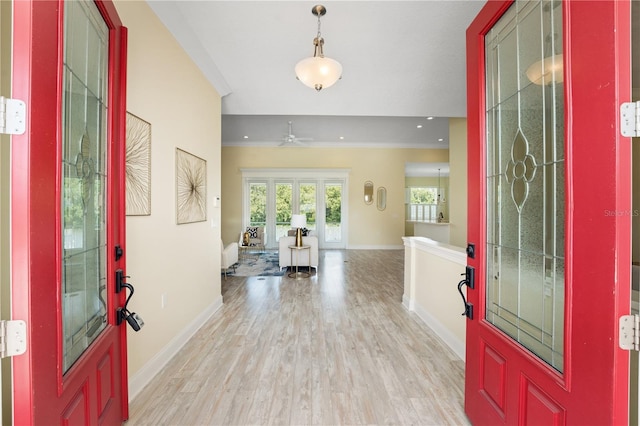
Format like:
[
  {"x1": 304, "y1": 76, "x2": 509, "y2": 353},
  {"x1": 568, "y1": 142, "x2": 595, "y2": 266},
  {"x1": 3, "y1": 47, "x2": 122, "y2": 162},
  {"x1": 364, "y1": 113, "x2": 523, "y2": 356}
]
[
  {"x1": 526, "y1": 2, "x2": 563, "y2": 86},
  {"x1": 526, "y1": 53, "x2": 563, "y2": 86},
  {"x1": 295, "y1": 5, "x2": 342, "y2": 92}
]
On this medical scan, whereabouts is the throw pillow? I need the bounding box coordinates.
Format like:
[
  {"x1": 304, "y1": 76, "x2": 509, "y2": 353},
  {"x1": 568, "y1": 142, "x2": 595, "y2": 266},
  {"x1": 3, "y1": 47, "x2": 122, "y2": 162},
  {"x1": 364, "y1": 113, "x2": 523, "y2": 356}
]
[{"x1": 247, "y1": 227, "x2": 259, "y2": 239}]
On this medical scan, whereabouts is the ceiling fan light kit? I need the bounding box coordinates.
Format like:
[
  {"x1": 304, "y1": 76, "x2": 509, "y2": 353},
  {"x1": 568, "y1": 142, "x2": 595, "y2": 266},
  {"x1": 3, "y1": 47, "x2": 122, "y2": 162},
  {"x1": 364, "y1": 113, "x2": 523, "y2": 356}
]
[{"x1": 295, "y1": 5, "x2": 342, "y2": 92}]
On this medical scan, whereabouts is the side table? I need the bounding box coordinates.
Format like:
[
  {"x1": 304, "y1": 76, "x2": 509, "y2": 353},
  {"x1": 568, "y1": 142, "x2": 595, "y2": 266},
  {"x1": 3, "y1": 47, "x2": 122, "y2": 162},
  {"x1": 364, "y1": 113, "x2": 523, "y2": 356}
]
[
  {"x1": 239, "y1": 244, "x2": 254, "y2": 260},
  {"x1": 288, "y1": 245, "x2": 311, "y2": 278}
]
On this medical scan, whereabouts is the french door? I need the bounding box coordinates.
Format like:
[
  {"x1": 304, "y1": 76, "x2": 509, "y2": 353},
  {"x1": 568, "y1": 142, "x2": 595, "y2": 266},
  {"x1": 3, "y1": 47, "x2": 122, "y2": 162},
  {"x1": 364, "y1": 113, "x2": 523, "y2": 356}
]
[
  {"x1": 465, "y1": 1, "x2": 631, "y2": 424},
  {"x1": 244, "y1": 172, "x2": 347, "y2": 249},
  {"x1": 11, "y1": 0, "x2": 128, "y2": 423}
]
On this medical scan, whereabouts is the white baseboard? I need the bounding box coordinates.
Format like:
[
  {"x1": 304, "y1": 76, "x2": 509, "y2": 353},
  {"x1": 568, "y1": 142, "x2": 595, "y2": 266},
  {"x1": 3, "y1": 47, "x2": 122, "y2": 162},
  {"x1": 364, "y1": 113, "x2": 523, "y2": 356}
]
[
  {"x1": 412, "y1": 301, "x2": 465, "y2": 362},
  {"x1": 128, "y1": 296, "x2": 223, "y2": 401},
  {"x1": 402, "y1": 294, "x2": 414, "y2": 310}
]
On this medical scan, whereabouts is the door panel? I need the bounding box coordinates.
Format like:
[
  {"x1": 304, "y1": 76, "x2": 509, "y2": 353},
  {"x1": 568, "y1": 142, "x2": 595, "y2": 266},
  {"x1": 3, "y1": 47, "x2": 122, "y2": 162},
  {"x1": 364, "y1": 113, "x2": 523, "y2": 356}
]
[
  {"x1": 465, "y1": 0, "x2": 631, "y2": 424},
  {"x1": 11, "y1": 0, "x2": 128, "y2": 423}
]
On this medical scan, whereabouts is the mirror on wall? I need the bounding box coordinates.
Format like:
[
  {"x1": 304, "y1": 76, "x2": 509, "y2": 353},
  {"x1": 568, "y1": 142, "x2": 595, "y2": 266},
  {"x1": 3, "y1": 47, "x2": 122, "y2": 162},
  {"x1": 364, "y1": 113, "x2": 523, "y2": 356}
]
[
  {"x1": 377, "y1": 187, "x2": 387, "y2": 211},
  {"x1": 364, "y1": 181, "x2": 374, "y2": 204}
]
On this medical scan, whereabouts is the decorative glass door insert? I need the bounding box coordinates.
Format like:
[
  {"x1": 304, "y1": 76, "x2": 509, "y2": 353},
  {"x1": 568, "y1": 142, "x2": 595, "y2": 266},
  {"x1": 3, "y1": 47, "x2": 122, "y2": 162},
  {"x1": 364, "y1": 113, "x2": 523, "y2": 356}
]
[
  {"x1": 484, "y1": 0, "x2": 564, "y2": 371},
  {"x1": 61, "y1": 0, "x2": 109, "y2": 372}
]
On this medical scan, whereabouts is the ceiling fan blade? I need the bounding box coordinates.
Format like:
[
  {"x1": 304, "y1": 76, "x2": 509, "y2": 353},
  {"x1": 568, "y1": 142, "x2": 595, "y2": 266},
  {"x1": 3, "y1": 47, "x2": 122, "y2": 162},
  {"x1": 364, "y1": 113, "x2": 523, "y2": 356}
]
[{"x1": 279, "y1": 121, "x2": 312, "y2": 146}]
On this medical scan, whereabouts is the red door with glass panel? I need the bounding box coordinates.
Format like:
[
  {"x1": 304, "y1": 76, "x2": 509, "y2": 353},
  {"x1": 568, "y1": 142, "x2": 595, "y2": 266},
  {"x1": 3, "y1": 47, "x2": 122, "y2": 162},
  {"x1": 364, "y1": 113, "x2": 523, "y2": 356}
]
[
  {"x1": 11, "y1": 0, "x2": 129, "y2": 423},
  {"x1": 465, "y1": 0, "x2": 631, "y2": 424}
]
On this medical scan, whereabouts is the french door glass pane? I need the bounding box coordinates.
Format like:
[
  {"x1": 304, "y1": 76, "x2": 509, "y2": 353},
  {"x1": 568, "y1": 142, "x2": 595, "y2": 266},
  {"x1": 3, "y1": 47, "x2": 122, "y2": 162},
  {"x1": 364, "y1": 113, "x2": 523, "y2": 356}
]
[
  {"x1": 299, "y1": 183, "x2": 316, "y2": 232},
  {"x1": 485, "y1": 0, "x2": 565, "y2": 372},
  {"x1": 62, "y1": 0, "x2": 109, "y2": 372},
  {"x1": 275, "y1": 183, "x2": 293, "y2": 240},
  {"x1": 249, "y1": 182, "x2": 267, "y2": 227},
  {"x1": 325, "y1": 184, "x2": 342, "y2": 243}
]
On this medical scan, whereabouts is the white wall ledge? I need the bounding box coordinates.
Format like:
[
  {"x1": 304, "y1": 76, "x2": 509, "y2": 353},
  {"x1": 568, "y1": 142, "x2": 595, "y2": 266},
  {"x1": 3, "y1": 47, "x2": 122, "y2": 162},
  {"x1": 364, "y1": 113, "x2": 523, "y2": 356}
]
[{"x1": 403, "y1": 236, "x2": 466, "y2": 265}]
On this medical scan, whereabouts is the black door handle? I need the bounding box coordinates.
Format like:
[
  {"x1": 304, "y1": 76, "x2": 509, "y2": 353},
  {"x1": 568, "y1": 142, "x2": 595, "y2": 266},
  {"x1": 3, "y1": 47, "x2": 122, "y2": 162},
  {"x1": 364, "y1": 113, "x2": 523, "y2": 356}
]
[
  {"x1": 458, "y1": 266, "x2": 475, "y2": 319},
  {"x1": 115, "y1": 269, "x2": 144, "y2": 331}
]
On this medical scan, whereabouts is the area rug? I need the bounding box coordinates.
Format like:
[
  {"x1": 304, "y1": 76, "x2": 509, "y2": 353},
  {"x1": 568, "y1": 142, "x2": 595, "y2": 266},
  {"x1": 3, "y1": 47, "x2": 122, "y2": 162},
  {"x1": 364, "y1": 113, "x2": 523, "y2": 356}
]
[{"x1": 227, "y1": 250, "x2": 284, "y2": 277}]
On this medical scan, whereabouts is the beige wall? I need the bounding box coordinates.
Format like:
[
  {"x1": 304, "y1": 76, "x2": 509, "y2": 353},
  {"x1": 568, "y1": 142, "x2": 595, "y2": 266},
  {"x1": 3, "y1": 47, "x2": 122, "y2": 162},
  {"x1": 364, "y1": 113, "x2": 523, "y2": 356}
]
[
  {"x1": 448, "y1": 118, "x2": 468, "y2": 248},
  {"x1": 221, "y1": 146, "x2": 448, "y2": 248},
  {"x1": 115, "y1": 0, "x2": 222, "y2": 380}
]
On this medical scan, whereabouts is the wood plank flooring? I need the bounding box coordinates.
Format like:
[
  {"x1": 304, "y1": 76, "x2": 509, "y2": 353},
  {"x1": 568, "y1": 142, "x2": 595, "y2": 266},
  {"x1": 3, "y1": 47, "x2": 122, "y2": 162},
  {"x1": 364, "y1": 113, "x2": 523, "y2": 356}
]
[{"x1": 127, "y1": 249, "x2": 469, "y2": 425}]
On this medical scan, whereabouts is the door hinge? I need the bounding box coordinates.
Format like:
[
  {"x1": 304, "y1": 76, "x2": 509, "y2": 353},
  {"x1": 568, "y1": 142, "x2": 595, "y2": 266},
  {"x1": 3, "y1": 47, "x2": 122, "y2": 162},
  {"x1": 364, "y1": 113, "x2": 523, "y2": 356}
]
[
  {"x1": 0, "y1": 97, "x2": 26, "y2": 135},
  {"x1": 621, "y1": 101, "x2": 640, "y2": 137},
  {"x1": 619, "y1": 314, "x2": 640, "y2": 351},
  {"x1": 0, "y1": 320, "x2": 27, "y2": 358}
]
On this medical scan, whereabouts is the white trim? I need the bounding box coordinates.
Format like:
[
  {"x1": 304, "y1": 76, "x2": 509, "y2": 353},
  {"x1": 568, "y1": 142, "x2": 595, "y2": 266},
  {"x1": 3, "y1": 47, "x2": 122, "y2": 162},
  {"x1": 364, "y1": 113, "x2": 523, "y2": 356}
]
[
  {"x1": 413, "y1": 300, "x2": 465, "y2": 361},
  {"x1": 128, "y1": 296, "x2": 223, "y2": 401},
  {"x1": 240, "y1": 168, "x2": 350, "y2": 179},
  {"x1": 225, "y1": 141, "x2": 448, "y2": 149},
  {"x1": 402, "y1": 294, "x2": 414, "y2": 311},
  {"x1": 403, "y1": 236, "x2": 466, "y2": 265}
]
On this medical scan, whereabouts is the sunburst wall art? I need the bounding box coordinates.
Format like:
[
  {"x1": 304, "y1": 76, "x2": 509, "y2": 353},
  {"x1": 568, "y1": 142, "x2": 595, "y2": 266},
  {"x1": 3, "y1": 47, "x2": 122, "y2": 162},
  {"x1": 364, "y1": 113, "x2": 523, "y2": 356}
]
[
  {"x1": 125, "y1": 112, "x2": 151, "y2": 216},
  {"x1": 175, "y1": 148, "x2": 207, "y2": 224}
]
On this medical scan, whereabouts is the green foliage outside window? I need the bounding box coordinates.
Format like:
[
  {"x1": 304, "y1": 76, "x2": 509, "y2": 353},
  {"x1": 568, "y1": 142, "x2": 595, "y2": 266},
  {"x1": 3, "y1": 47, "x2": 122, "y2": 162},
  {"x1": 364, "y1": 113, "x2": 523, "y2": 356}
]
[
  {"x1": 410, "y1": 187, "x2": 437, "y2": 204},
  {"x1": 325, "y1": 185, "x2": 342, "y2": 223},
  {"x1": 275, "y1": 184, "x2": 292, "y2": 224},
  {"x1": 299, "y1": 184, "x2": 316, "y2": 225},
  {"x1": 249, "y1": 183, "x2": 266, "y2": 225}
]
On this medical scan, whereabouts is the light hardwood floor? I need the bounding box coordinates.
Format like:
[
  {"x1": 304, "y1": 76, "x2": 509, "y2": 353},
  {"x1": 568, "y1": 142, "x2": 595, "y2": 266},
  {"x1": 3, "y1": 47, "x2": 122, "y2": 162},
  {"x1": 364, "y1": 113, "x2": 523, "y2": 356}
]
[{"x1": 127, "y1": 249, "x2": 469, "y2": 425}]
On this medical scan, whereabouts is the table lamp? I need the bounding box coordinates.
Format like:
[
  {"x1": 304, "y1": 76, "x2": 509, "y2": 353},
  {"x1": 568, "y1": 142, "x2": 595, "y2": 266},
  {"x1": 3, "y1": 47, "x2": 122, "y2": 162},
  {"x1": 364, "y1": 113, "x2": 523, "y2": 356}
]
[{"x1": 291, "y1": 214, "x2": 307, "y2": 247}]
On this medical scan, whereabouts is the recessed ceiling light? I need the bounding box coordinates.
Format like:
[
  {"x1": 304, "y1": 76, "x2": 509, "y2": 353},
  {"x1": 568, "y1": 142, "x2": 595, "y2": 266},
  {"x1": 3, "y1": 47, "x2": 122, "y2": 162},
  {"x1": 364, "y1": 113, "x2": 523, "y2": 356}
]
[
  {"x1": 438, "y1": 138, "x2": 444, "y2": 142},
  {"x1": 427, "y1": 116, "x2": 434, "y2": 120},
  {"x1": 339, "y1": 136, "x2": 344, "y2": 140},
  {"x1": 416, "y1": 125, "x2": 423, "y2": 129},
  {"x1": 243, "y1": 135, "x2": 249, "y2": 139}
]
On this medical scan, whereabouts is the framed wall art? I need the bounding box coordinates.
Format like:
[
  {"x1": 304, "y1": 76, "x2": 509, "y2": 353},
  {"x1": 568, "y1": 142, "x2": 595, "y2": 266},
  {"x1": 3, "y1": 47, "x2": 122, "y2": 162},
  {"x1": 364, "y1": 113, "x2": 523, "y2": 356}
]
[
  {"x1": 125, "y1": 112, "x2": 151, "y2": 216},
  {"x1": 175, "y1": 148, "x2": 207, "y2": 224}
]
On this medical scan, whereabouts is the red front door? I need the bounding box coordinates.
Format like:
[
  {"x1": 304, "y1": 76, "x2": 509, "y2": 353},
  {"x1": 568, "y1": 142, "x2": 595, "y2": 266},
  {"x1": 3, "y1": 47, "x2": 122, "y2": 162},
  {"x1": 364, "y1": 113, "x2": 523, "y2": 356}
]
[
  {"x1": 11, "y1": 0, "x2": 128, "y2": 423},
  {"x1": 465, "y1": 0, "x2": 631, "y2": 424}
]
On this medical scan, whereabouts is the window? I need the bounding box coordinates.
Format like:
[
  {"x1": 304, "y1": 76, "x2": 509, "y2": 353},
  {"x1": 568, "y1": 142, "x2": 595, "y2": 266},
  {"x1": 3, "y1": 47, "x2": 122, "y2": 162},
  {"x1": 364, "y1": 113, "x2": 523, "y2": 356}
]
[
  {"x1": 242, "y1": 169, "x2": 349, "y2": 249},
  {"x1": 407, "y1": 186, "x2": 439, "y2": 222}
]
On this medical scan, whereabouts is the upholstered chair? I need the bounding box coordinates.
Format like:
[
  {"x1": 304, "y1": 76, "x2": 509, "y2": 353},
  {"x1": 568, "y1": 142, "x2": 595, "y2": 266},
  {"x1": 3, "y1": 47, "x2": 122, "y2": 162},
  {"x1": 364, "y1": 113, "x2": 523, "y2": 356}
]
[
  {"x1": 239, "y1": 226, "x2": 265, "y2": 252},
  {"x1": 221, "y1": 239, "x2": 239, "y2": 279}
]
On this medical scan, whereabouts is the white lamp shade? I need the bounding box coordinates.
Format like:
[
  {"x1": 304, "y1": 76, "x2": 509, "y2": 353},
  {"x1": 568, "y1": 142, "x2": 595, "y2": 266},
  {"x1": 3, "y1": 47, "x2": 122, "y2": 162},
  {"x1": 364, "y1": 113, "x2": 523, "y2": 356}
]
[
  {"x1": 526, "y1": 54, "x2": 563, "y2": 86},
  {"x1": 291, "y1": 214, "x2": 307, "y2": 228},
  {"x1": 295, "y1": 56, "x2": 342, "y2": 90}
]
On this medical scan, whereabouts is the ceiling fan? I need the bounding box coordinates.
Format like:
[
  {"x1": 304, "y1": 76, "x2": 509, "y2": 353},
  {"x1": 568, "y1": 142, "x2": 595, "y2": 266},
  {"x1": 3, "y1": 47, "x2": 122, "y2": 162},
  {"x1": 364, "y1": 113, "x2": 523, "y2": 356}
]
[{"x1": 280, "y1": 121, "x2": 313, "y2": 146}]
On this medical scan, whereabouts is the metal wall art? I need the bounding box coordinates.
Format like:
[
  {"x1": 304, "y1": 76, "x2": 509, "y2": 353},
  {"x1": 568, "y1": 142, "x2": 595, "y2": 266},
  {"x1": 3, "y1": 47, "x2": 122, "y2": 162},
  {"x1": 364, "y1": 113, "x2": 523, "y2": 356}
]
[
  {"x1": 175, "y1": 148, "x2": 207, "y2": 224},
  {"x1": 125, "y1": 112, "x2": 151, "y2": 216}
]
